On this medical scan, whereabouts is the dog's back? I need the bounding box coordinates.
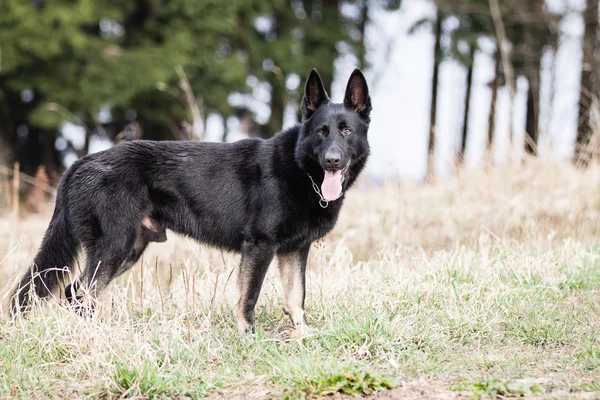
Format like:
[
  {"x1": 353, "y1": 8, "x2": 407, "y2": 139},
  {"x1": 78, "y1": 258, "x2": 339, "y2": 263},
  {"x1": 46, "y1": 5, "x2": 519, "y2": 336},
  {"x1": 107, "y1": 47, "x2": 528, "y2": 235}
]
[{"x1": 67, "y1": 133, "x2": 339, "y2": 253}]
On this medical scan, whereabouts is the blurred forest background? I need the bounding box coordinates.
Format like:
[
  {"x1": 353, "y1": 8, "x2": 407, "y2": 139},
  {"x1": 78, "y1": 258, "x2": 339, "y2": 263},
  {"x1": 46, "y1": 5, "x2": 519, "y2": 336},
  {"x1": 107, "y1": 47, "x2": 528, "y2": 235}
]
[{"x1": 0, "y1": 0, "x2": 598, "y2": 211}]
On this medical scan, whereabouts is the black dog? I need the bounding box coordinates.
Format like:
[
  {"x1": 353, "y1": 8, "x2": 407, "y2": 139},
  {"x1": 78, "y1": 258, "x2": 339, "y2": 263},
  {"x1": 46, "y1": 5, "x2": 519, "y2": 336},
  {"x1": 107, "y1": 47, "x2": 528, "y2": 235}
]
[{"x1": 11, "y1": 68, "x2": 372, "y2": 331}]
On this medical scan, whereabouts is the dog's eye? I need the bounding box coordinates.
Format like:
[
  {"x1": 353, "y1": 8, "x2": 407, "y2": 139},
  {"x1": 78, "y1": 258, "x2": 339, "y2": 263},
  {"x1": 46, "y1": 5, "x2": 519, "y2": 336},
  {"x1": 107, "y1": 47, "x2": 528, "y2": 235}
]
[
  {"x1": 317, "y1": 129, "x2": 326, "y2": 136},
  {"x1": 342, "y1": 128, "x2": 352, "y2": 135}
]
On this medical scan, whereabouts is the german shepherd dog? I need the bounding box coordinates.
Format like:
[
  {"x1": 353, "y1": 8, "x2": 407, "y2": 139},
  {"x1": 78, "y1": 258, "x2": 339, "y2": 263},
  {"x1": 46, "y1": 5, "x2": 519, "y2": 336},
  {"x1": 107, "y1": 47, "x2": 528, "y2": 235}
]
[{"x1": 11, "y1": 68, "x2": 372, "y2": 331}]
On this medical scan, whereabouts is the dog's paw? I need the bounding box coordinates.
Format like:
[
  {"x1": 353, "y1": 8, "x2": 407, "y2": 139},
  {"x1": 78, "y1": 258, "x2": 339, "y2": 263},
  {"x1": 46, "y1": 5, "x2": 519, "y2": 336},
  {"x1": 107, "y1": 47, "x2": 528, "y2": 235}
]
[{"x1": 291, "y1": 324, "x2": 312, "y2": 339}]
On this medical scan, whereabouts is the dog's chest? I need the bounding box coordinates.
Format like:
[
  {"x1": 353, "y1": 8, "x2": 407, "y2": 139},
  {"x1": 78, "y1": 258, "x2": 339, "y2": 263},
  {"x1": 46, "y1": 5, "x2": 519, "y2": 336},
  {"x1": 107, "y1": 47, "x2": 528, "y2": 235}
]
[{"x1": 275, "y1": 207, "x2": 339, "y2": 251}]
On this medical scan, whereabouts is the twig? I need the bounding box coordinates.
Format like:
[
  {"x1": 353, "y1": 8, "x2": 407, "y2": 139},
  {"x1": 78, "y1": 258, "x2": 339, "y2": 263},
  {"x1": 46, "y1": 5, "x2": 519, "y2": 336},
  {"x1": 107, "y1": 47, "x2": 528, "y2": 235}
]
[
  {"x1": 208, "y1": 271, "x2": 219, "y2": 325},
  {"x1": 12, "y1": 162, "x2": 19, "y2": 216},
  {"x1": 175, "y1": 66, "x2": 204, "y2": 141},
  {"x1": 88, "y1": 108, "x2": 110, "y2": 141},
  {"x1": 140, "y1": 253, "x2": 144, "y2": 312},
  {"x1": 152, "y1": 257, "x2": 165, "y2": 313}
]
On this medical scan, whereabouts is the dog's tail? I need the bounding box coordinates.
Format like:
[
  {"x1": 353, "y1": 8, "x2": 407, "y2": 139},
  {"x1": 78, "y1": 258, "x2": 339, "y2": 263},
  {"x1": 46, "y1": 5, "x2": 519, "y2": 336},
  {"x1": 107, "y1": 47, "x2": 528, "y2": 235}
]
[{"x1": 10, "y1": 164, "x2": 79, "y2": 316}]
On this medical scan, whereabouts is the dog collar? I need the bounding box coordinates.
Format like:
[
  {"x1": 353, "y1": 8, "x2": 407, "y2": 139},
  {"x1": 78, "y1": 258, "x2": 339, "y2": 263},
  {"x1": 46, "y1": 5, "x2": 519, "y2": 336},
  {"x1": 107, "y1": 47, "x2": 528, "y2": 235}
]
[{"x1": 307, "y1": 173, "x2": 342, "y2": 208}]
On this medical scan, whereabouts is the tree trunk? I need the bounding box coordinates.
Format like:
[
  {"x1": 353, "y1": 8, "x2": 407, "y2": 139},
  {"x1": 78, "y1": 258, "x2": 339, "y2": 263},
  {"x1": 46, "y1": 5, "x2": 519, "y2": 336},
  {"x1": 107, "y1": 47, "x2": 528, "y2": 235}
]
[
  {"x1": 83, "y1": 129, "x2": 91, "y2": 156},
  {"x1": 265, "y1": 74, "x2": 285, "y2": 138},
  {"x1": 524, "y1": 66, "x2": 540, "y2": 155},
  {"x1": 321, "y1": 0, "x2": 340, "y2": 95},
  {"x1": 428, "y1": 9, "x2": 443, "y2": 179},
  {"x1": 41, "y1": 129, "x2": 59, "y2": 184},
  {"x1": 488, "y1": 54, "x2": 500, "y2": 150},
  {"x1": 489, "y1": 0, "x2": 515, "y2": 146},
  {"x1": 357, "y1": 1, "x2": 369, "y2": 70},
  {"x1": 221, "y1": 114, "x2": 229, "y2": 142},
  {"x1": 574, "y1": 0, "x2": 599, "y2": 165},
  {"x1": 459, "y1": 46, "x2": 475, "y2": 162},
  {"x1": 523, "y1": 15, "x2": 541, "y2": 156}
]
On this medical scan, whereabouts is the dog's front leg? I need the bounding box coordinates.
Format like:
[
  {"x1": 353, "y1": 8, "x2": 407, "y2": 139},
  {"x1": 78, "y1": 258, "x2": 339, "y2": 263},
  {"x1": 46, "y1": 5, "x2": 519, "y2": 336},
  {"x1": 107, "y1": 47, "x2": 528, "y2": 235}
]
[
  {"x1": 277, "y1": 244, "x2": 310, "y2": 328},
  {"x1": 234, "y1": 240, "x2": 275, "y2": 332}
]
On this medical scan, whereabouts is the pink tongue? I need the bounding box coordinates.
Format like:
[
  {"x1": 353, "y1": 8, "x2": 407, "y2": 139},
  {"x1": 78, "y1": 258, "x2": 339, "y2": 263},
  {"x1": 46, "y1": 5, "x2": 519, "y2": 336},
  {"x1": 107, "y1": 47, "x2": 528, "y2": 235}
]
[{"x1": 321, "y1": 170, "x2": 343, "y2": 201}]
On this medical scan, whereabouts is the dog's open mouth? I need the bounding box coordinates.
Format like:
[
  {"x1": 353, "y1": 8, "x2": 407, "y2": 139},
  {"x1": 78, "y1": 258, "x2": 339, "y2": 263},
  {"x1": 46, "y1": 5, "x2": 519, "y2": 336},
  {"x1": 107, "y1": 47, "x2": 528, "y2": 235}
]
[{"x1": 321, "y1": 160, "x2": 351, "y2": 201}]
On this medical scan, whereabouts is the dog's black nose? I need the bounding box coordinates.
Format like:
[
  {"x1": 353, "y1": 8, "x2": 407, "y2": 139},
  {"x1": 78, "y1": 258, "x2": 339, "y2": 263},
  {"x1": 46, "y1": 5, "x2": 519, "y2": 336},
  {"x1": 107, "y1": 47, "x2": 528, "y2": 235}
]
[{"x1": 325, "y1": 150, "x2": 342, "y2": 169}]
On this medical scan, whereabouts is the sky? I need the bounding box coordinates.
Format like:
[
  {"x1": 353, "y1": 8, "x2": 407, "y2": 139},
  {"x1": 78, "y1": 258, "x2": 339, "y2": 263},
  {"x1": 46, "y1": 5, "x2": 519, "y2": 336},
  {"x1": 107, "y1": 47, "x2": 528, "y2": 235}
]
[{"x1": 67, "y1": 0, "x2": 588, "y2": 182}]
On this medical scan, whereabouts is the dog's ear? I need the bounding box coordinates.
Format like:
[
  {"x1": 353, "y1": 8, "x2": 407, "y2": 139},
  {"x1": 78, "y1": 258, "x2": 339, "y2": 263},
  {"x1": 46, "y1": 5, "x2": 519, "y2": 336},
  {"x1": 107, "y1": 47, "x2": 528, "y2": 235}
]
[
  {"x1": 302, "y1": 69, "x2": 330, "y2": 121},
  {"x1": 343, "y1": 68, "x2": 372, "y2": 120}
]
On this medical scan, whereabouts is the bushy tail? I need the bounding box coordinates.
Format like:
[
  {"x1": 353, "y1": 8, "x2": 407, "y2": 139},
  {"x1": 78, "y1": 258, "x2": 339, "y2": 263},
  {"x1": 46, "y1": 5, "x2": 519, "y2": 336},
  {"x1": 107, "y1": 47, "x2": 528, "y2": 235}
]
[{"x1": 10, "y1": 167, "x2": 78, "y2": 316}]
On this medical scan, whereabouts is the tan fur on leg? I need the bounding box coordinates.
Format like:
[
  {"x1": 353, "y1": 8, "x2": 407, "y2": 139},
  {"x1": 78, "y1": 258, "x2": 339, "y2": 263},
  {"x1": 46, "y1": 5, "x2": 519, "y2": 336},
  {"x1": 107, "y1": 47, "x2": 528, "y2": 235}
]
[{"x1": 277, "y1": 251, "x2": 308, "y2": 327}]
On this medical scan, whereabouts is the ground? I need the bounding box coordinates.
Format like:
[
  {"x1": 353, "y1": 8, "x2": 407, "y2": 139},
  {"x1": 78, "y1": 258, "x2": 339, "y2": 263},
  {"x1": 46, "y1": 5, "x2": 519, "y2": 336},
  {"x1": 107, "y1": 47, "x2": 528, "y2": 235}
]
[{"x1": 0, "y1": 157, "x2": 599, "y2": 399}]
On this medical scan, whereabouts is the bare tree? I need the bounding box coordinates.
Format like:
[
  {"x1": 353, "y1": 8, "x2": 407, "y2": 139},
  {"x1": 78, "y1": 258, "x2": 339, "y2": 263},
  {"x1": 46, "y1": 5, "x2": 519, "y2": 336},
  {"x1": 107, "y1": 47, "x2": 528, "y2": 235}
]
[
  {"x1": 488, "y1": 52, "x2": 501, "y2": 150},
  {"x1": 459, "y1": 46, "x2": 475, "y2": 161},
  {"x1": 489, "y1": 0, "x2": 516, "y2": 148},
  {"x1": 521, "y1": 0, "x2": 548, "y2": 155},
  {"x1": 575, "y1": 0, "x2": 599, "y2": 165},
  {"x1": 428, "y1": 9, "x2": 444, "y2": 179}
]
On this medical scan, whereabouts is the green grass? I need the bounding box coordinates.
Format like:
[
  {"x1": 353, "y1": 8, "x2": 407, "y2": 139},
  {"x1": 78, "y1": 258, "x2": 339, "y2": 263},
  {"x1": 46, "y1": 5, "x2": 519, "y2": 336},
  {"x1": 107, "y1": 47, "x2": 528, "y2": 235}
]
[
  {"x1": 1, "y1": 243, "x2": 599, "y2": 398},
  {"x1": 451, "y1": 379, "x2": 543, "y2": 398},
  {"x1": 2, "y1": 160, "x2": 600, "y2": 398},
  {"x1": 282, "y1": 369, "x2": 395, "y2": 399}
]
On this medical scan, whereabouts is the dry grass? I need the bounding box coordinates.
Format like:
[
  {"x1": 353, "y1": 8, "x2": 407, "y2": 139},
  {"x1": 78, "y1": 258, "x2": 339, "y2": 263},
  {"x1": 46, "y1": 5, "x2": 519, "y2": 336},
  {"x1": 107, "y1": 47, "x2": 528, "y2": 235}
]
[{"x1": 0, "y1": 156, "x2": 599, "y2": 399}]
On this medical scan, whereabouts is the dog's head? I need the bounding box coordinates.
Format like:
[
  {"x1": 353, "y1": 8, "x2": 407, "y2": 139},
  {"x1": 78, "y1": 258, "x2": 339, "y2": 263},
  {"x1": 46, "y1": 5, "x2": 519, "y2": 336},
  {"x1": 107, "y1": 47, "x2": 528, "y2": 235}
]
[{"x1": 295, "y1": 68, "x2": 371, "y2": 201}]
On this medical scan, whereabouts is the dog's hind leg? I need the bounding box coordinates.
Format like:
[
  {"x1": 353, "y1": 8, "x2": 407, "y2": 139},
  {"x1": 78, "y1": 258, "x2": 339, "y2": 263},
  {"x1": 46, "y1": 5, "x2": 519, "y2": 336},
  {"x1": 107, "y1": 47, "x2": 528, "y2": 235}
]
[
  {"x1": 65, "y1": 235, "x2": 148, "y2": 309},
  {"x1": 114, "y1": 234, "x2": 149, "y2": 278},
  {"x1": 66, "y1": 229, "x2": 138, "y2": 313},
  {"x1": 234, "y1": 240, "x2": 276, "y2": 332},
  {"x1": 277, "y1": 245, "x2": 310, "y2": 327}
]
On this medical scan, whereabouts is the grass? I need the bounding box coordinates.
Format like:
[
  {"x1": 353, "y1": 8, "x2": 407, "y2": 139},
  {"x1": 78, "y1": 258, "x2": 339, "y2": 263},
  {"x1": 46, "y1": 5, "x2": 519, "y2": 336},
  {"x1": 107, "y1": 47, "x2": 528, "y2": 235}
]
[
  {"x1": 1, "y1": 157, "x2": 600, "y2": 398},
  {"x1": 450, "y1": 379, "x2": 543, "y2": 398}
]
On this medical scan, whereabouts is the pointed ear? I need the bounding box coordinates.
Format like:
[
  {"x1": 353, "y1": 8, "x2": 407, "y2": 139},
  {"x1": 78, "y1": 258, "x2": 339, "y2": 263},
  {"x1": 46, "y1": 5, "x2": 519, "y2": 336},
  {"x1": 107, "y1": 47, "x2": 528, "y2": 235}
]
[
  {"x1": 343, "y1": 68, "x2": 372, "y2": 119},
  {"x1": 301, "y1": 69, "x2": 330, "y2": 121}
]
